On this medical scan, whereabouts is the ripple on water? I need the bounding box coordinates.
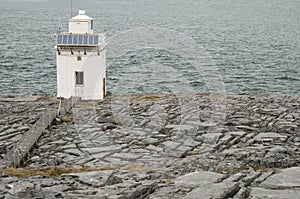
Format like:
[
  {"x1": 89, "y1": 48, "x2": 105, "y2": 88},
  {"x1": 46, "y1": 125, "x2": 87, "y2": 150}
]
[{"x1": 0, "y1": 0, "x2": 300, "y2": 95}]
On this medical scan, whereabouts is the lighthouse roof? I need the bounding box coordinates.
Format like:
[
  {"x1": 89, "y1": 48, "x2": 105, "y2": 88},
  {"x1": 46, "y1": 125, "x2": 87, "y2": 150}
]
[{"x1": 70, "y1": 10, "x2": 93, "y2": 21}]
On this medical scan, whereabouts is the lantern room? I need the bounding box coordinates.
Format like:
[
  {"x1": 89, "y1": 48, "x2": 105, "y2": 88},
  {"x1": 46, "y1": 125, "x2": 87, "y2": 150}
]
[{"x1": 69, "y1": 10, "x2": 94, "y2": 34}]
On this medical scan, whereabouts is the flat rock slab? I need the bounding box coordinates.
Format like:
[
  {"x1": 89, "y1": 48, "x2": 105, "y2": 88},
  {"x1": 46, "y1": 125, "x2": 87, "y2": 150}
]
[
  {"x1": 249, "y1": 187, "x2": 300, "y2": 199},
  {"x1": 183, "y1": 182, "x2": 240, "y2": 199},
  {"x1": 61, "y1": 170, "x2": 113, "y2": 186},
  {"x1": 165, "y1": 124, "x2": 196, "y2": 132},
  {"x1": 261, "y1": 167, "x2": 300, "y2": 189},
  {"x1": 202, "y1": 133, "x2": 222, "y2": 144},
  {"x1": 254, "y1": 133, "x2": 288, "y2": 142},
  {"x1": 83, "y1": 145, "x2": 123, "y2": 154},
  {"x1": 175, "y1": 171, "x2": 224, "y2": 187},
  {"x1": 228, "y1": 131, "x2": 247, "y2": 137}
]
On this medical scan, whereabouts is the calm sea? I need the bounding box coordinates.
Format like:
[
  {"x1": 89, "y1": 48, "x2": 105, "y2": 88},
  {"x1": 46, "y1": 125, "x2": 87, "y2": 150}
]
[{"x1": 0, "y1": 0, "x2": 299, "y2": 95}]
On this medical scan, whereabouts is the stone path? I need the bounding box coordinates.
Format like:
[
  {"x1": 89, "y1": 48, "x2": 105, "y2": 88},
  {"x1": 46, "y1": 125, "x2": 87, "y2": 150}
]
[{"x1": 0, "y1": 94, "x2": 299, "y2": 198}]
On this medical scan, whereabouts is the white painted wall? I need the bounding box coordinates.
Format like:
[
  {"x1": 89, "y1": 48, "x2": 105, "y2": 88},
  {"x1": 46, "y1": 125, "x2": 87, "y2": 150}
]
[
  {"x1": 56, "y1": 48, "x2": 106, "y2": 100},
  {"x1": 69, "y1": 21, "x2": 91, "y2": 34},
  {"x1": 68, "y1": 10, "x2": 93, "y2": 34}
]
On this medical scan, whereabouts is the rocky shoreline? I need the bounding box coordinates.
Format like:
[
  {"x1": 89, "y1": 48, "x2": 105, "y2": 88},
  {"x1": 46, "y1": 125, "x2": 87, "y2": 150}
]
[
  {"x1": 0, "y1": 95, "x2": 59, "y2": 169},
  {"x1": 0, "y1": 94, "x2": 299, "y2": 198}
]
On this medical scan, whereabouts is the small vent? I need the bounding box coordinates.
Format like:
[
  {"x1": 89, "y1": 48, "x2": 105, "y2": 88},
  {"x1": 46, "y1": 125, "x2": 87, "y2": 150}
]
[{"x1": 77, "y1": 55, "x2": 81, "y2": 61}]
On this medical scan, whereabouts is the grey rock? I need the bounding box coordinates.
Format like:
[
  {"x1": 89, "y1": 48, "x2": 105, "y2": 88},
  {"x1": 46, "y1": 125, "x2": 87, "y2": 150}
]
[
  {"x1": 218, "y1": 134, "x2": 233, "y2": 144},
  {"x1": 161, "y1": 141, "x2": 181, "y2": 149},
  {"x1": 69, "y1": 190, "x2": 98, "y2": 195},
  {"x1": 6, "y1": 181, "x2": 35, "y2": 195},
  {"x1": 183, "y1": 182, "x2": 240, "y2": 199},
  {"x1": 0, "y1": 131, "x2": 21, "y2": 141},
  {"x1": 165, "y1": 124, "x2": 196, "y2": 133},
  {"x1": 202, "y1": 133, "x2": 222, "y2": 144},
  {"x1": 125, "y1": 181, "x2": 158, "y2": 199},
  {"x1": 84, "y1": 145, "x2": 122, "y2": 154},
  {"x1": 249, "y1": 187, "x2": 300, "y2": 199},
  {"x1": 252, "y1": 171, "x2": 275, "y2": 185},
  {"x1": 233, "y1": 187, "x2": 249, "y2": 199},
  {"x1": 51, "y1": 140, "x2": 68, "y2": 145},
  {"x1": 143, "y1": 137, "x2": 158, "y2": 145},
  {"x1": 228, "y1": 131, "x2": 247, "y2": 137},
  {"x1": 3, "y1": 128, "x2": 18, "y2": 134},
  {"x1": 111, "y1": 152, "x2": 142, "y2": 161},
  {"x1": 92, "y1": 152, "x2": 111, "y2": 159},
  {"x1": 267, "y1": 146, "x2": 287, "y2": 153},
  {"x1": 62, "y1": 170, "x2": 113, "y2": 186},
  {"x1": 64, "y1": 148, "x2": 85, "y2": 157},
  {"x1": 254, "y1": 133, "x2": 288, "y2": 142},
  {"x1": 235, "y1": 125, "x2": 258, "y2": 131},
  {"x1": 146, "y1": 145, "x2": 163, "y2": 152},
  {"x1": 102, "y1": 123, "x2": 117, "y2": 131},
  {"x1": 17, "y1": 126, "x2": 30, "y2": 132},
  {"x1": 97, "y1": 117, "x2": 116, "y2": 124},
  {"x1": 222, "y1": 148, "x2": 248, "y2": 157},
  {"x1": 105, "y1": 173, "x2": 123, "y2": 185},
  {"x1": 261, "y1": 167, "x2": 300, "y2": 189},
  {"x1": 174, "y1": 171, "x2": 224, "y2": 188}
]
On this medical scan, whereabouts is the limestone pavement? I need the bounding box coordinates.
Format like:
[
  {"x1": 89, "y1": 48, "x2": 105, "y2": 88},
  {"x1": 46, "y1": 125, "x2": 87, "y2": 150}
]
[{"x1": 0, "y1": 94, "x2": 299, "y2": 198}]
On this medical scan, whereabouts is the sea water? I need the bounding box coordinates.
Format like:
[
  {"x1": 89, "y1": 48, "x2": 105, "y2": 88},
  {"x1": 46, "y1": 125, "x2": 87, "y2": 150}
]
[{"x1": 0, "y1": 0, "x2": 299, "y2": 95}]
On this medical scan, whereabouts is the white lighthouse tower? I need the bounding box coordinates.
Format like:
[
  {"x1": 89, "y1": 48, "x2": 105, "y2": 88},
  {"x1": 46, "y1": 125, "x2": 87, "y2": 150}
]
[{"x1": 56, "y1": 10, "x2": 106, "y2": 100}]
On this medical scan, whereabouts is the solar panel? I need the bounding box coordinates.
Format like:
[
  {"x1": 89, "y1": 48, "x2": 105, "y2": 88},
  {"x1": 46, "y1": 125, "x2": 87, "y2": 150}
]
[
  {"x1": 83, "y1": 35, "x2": 88, "y2": 45},
  {"x1": 57, "y1": 35, "x2": 62, "y2": 44},
  {"x1": 89, "y1": 35, "x2": 93, "y2": 45},
  {"x1": 78, "y1": 35, "x2": 83, "y2": 44},
  {"x1": 63, "y1": 35, "x2": 67, "y2": 44},
  {"x1": 94, "y1": 35, "x2": 99, "y2": 44},
  {"x1": 67, "y1": 35, "x2": 73, "y2": 44},
  {"x1": 73, "y1": 35, "x2": 78, "y2": 44},
  {"x1": 57, "y1": 34, "x2": 101, "y2": 46}
]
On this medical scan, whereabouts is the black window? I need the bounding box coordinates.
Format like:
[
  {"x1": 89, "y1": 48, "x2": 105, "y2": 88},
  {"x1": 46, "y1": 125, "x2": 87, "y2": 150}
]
[
  {"x1": 75, "y1": 71, "x2": 84, "y2": 85},
  {"x1": 91, "y1": 20, "x2": 93, "y2": 30}
]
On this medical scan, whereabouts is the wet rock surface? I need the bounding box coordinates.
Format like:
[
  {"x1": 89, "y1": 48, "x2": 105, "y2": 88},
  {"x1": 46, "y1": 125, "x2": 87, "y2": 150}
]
[{"x1": 0, "y1": 94, "x2": 299, "y2": 198}]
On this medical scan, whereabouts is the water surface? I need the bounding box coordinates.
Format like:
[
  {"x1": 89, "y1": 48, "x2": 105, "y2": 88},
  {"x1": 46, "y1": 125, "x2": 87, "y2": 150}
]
[{"x1": 0, "y1": 0, "x2": 299, "y2": 95}]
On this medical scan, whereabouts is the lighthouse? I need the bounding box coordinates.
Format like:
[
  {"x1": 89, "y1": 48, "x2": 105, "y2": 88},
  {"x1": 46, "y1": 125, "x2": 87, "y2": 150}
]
[{"x1": 55, "y1": 10, "x2": 106, "y2": 100}]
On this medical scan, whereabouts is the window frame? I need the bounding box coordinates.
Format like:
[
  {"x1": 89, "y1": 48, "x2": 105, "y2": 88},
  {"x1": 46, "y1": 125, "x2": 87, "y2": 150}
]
[{"x1": 75, "y1": 71, "x2": 84, "y2": 86}]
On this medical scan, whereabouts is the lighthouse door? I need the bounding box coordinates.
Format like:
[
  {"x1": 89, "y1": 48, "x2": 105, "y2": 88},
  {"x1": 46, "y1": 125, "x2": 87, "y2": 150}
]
[{"x1": 75, "y1": 71, "x2": 84, "y2": 98}]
